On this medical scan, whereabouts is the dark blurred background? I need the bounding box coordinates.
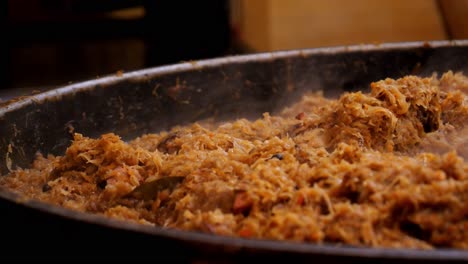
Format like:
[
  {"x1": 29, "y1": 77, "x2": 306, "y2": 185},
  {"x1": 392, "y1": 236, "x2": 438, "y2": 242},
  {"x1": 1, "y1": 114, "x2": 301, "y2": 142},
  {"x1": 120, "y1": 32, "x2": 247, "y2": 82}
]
[
  {"x1": 2, "y1": 0, "x2": 236, "y2": 91},
  {"x1": 1, "y1": 0, "x2": 467, "y2": 95}
]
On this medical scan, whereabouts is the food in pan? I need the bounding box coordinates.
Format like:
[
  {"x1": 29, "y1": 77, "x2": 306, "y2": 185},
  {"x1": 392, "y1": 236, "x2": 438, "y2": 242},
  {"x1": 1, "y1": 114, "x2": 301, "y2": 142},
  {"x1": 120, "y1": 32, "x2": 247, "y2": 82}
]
[{"x1": 1, "y1": 71, "x2": 467, "y2": 249}]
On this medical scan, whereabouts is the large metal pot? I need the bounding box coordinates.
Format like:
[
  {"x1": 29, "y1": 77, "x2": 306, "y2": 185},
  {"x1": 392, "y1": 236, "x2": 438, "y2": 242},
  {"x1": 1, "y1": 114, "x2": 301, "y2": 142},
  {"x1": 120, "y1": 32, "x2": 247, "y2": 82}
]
[{"x1": 1, "y1": 40, "x2": 467, "y2": 262}]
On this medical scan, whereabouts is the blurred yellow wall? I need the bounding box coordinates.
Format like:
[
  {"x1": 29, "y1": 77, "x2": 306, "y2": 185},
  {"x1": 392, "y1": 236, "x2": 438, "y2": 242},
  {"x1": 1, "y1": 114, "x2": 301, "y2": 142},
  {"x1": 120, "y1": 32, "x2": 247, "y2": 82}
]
[
  {"x1": 439, "y1": 0, "x2": 468, "y2": 39},
  {"x1": 238, "y1": 0, "x2": 455, "y2": 51}
]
